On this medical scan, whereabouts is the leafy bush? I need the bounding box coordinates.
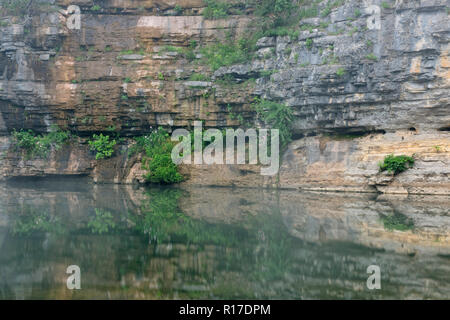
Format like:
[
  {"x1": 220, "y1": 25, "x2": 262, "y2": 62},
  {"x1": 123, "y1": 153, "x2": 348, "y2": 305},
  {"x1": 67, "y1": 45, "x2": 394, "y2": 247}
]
[
  {"x1": 12, "y1": 126, "x2": 70, "y2": 159},
  {"x1": 90, "y1": 4, "x2": 101, "y2": 11},
  {"x1": 381, "y1": 2, "x2": 391, "y2": 9},
  {"x1": 253, "y1": 0, "x2": 299, "y2": 32},
  {"x1": 203, "y1": 0, "x2": 231, "y2": 19},
  {"x1": 189, "y1": 73, "x2": 210, "y2": 81},
  {"x1": 88, "y1": 134, "x2": 117, "y2": 160},
  {"x1": 366, "y1": 53, "x2": 378, "y2": 61},
  {"x1": 252, "y1": 98, "x2": 294, "y2": 147},
  {"x1": 379, "y1": 154, "x2": 415, "y2": 175},
  {"x1": 298, "y1": 6, "x2": 319, "y2": 20},
  {"x1": 254, "y1": 0, "x2": 294, "y2": 17},
  {"x1": 336, "y1": 67, "x2": 346, "y2": 77},
  {"x1": 320, "y1": 6, "x2": 331, "y2": 17},
  {"x1": 160, "y1": 45, "x2": 184, "y2": 54},
  {"x1": 200, "y1": 36, "x2": 256, "y2": 71},
  {"x1": 144, "y1": 153, "x2": 184, "y2": 184},
  {"x1": 263, "y1": 27, "x2": 299, "y2": 39},
  {"x1": 321, "y1": 0, "x2": 346, "y2": 17},
  {"x1": 381, "y1": 213, "x2": 414, "y2": 231},
  {"x1": 174, "y1": 4, "x2": 183, "y2": 15},
  {"x1": 305, "y1": 38, "x2": 313, "y2": 49},
  {"x1": 45, "y1": 127, "x2": 71, "y2": 147},
  {"x1": 12, "y1": 130, "x2": 38, "y2": 155},
  {"x1": 130, "y1": 128, "x2": 184, "y2": 184}
]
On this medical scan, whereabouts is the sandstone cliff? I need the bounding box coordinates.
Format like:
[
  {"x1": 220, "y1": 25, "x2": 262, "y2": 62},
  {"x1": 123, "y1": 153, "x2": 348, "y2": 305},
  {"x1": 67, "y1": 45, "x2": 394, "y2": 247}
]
[{"x1": 0, "y1": 0, "x2": 449, "y2": 194}]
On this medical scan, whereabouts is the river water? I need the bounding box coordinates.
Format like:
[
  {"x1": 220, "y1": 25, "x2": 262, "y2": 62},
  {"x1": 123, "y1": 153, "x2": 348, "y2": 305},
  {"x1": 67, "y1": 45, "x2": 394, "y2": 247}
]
[{"x1": 0, "y1": 178, "x2": 449, "y2": 299}]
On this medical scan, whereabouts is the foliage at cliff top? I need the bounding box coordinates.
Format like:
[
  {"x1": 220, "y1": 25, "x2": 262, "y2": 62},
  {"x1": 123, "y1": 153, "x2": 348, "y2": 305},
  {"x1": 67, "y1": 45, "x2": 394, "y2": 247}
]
[
  {"x1": 202, "y1": 0, "x2": 232, "y2": 19},
  {"x1": 200, "y1": 0, "x2": 329, "y2": 70},
  {"x1": 202, "y1": 0, "x2": 301, "y2": 23},
  {"x1": 200, "y1": 36, "x2": 257, "y2": 71},
  {"x1": 130, "y1": 128, "x2": 184, "y2": 185},
  {"x1": 379, "y1": 154, "x2": 415, "y2": 175},
  {"x1": 12, "y1": 126, "x2": 71, "y2": 160}
]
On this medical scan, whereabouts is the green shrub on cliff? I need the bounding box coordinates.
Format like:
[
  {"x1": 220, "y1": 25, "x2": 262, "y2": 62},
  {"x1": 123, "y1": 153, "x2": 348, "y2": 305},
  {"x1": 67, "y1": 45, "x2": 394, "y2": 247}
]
[
  {"x1": 90, "y1": 5, "x2": 101, "y2": 12},
  {"x1": 252, "y1": 98, "x2": 294, "y2": 147},
  {"x1": 366, "y1": 53, "x2": 378, "y2": 61},
  {"x1": 203, "y1": 0, "x2": 231, "y2": 19},
  {"x1": 88, "y1": 134, "x2": 117, "y2": 160},
  {"x1": 252, "y1": 0, "x2": 301, "y2": 34},
  {"x1": 381, "y1": 213, "x2": 414, "y2": 231},
  {"x1": 381, "y1": 1, "x2": 391, "y2": 9},
  {"x1": 12, "y1": 130, "x2": 39, "y2": 156},
  {"x1": 12, "y1": 126, "x2": 70, "y2": 159},
  {"x1": 201, "y1": 36, "x2": 256, "y2": 71},
  {"x1": 254, "y1": 0, "x2": 294, "y2": 16},
  {"x1": 379, "y1": 154, "x2": 415, "y2": 175},
  {"x1": 174, "y1": 4, "x2": 183, "y2": 15},
  {"x1": 320, "y1": 0, "x2": 346, "y2": 17},
  {"x1": 336, "y1": 67, "x2": 346, "y2": 77},
  {"x1": 298, "y1": 5, "x2": 319, "y2": 20},
  {"x1": 189, "y1": 73, "x2": 210, "y2": 81},
  {"x1": 144, "y1": 153, "x2": 184, "y2": 184},
  {"x1": 129, "y1": 128, "x2": 184, "y2": 184}
]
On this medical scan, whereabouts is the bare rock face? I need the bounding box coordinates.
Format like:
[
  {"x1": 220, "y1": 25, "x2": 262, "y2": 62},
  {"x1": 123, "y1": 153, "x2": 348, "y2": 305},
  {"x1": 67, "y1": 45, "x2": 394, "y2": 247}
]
[
  {"x1": 0, "y1": 0, "x2": 449, "y2": 194},
  {"x1": 279, "y1": 130, "x2": 450, "y2": 195},
  {"x1": 0, "y1": 0, "x2": 252, "y2": 135}
]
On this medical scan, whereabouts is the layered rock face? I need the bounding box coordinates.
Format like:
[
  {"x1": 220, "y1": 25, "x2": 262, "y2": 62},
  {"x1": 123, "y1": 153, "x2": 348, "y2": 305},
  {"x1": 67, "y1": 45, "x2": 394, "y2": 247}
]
[{"x1": 0, "y1": 0, "x2": 449, "y2": 194}]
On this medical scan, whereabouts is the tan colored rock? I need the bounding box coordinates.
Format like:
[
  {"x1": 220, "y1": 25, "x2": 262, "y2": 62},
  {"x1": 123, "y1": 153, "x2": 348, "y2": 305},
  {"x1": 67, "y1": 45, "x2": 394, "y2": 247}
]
[{"x1": 279, "y1": 131, "x2": 450, "y2": 195}]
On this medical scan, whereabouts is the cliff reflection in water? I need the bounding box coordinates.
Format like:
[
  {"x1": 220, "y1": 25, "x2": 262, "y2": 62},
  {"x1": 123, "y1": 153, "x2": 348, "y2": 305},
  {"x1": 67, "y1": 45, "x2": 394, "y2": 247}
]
[{"x1": 0, "y1": 179, "x2": 449, "y2": 299}]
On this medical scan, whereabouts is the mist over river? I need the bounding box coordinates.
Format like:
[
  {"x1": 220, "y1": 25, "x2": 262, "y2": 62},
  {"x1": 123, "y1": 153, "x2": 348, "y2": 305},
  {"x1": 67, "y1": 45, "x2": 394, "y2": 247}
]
[{"x1": 0, "y1": 178, "x2": 449, "y2": 299}]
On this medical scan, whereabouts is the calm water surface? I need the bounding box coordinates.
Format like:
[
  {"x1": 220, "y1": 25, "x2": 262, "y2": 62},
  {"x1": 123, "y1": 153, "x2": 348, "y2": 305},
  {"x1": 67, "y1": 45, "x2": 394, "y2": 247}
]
[{"x1": 0, "y1": 178, "x2": 449, "y2": 299}]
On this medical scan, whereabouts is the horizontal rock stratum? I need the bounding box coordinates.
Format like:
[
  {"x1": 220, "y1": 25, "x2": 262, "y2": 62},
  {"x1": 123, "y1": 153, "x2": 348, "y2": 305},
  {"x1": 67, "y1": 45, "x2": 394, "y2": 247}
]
[{"x1": 0, "y1": 0, "x2": 449, "y2": 194}]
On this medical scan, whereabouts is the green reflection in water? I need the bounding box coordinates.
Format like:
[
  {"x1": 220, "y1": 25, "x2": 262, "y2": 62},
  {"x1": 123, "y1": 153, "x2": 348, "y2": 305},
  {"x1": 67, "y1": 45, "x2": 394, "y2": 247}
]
[
  {"x1": 131, "y1": 188, "x2": 248, "y2": 246},
  {"x1": 1, "y1": 183, "x2": 449, "y2": 300},
  {"x1": 11, "y1": 205, "x2": 65, "y2": 236},
  {"x1": 88, "y1": 209, "x2": 116, "y2": 235}
]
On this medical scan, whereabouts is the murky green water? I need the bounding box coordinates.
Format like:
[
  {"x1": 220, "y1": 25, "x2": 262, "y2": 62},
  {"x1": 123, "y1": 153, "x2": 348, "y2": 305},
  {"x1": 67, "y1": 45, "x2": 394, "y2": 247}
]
[{"x1": 0, "y1": 178, "x2": 449, "y2": 299}]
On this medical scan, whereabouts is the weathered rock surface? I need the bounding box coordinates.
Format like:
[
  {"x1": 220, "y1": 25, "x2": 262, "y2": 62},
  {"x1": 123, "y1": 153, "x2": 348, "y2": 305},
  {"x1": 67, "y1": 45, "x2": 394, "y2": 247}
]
[
  {"x1": 279, "y1": 130, "x2": 450, "y2": 194},
  {"x1": 0, "y1": 0, "x2": 448, "y2": 194}
]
